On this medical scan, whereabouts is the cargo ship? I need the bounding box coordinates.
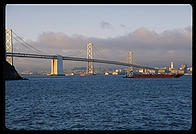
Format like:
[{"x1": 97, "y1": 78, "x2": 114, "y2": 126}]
[{"x1": 124, "y1": 72, "x2": 183, "y2": 78}]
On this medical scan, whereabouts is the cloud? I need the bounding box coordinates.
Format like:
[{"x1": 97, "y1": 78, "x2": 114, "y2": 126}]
[
  {"x1": 100, "y1": 21, "x2": 112, "y2": 29},
  {"x1": 14, "y1": 26, "x2": 192, "y2": 72},
  {"x1": 130, "y1": 27, "x2": 158, "y2": 40},
  {"x1": 120, "y1": 24, "x2": 126, "y2": 28}
]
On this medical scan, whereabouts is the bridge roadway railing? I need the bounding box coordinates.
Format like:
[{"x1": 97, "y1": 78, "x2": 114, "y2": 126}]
[{"x1": 6, "y1": 52, "x2": 157, "y2": 70}]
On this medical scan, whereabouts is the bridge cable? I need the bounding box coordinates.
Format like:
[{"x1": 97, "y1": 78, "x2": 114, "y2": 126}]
[
  {"x1": 13, "y1": 37, "x2": 41, "y2": 54},
  {"x1": 12, "y1": 31, "x2": 45, "y2": 54},
  {"x1": 65, "y1": 44, "x2": 86, "y2": 57},
  {"x1": 93, "y1": 45, "x2": 112, "y2": 60},
  {"x1": 13, "y1": 31, "x2": 43, "y2": 54}
]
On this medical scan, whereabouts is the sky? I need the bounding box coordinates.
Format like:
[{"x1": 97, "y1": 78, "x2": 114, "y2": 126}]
[{"x1": 6, "y1": 4, "x2": 192, "y2": 73}]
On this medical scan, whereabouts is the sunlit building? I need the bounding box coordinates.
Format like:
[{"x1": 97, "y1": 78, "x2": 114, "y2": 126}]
[
  {"x1": 147, "y1": 69, "x2": 156, "y2": 74},
  {"x1": 187, "y1": 67, "x2": 192, "y2": 72},
  {"x1": 180, "y1": 64, "x2": 187, "y2": 73},
  {"x1": 158, "y1": 69, "x2": 166, "y2": 74},
  {"x1": 178, "y1": 69, "x2": 184, "y2": 74},
  {"x1": 112, "y1": 71, "x2": 118, "y2": 75},
  {"x1": 104, "y1": 72, "x2": 109, "y2": 75},
  {"x1": 170, "y1": 69, "x2": 178, "y2": 74},
  {"x1": 21, "y1": 71, "x2": 33, "y2": 75},
  {"x1": 138, "y1": 68, "x2": 147, "y2": 73}
]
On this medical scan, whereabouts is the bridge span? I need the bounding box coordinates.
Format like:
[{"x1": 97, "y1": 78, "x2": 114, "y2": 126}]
[
  {"x1": 6, "y1": 52, "x2": 157, "y2": 71},
  {"x1": 6, "y1": 29, "x2": 158, "y2": 76}
]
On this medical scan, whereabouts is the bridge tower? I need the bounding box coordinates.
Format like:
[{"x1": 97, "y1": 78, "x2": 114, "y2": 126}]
[
  {"x1": 126, "y1": 51, "x2": 133, "y2": 76},
  {"x1": 86, "y1": 42, "x2": 94, "y2": 75},
  {"x1": 50, "y1": 55, "x2": 64, "y2": 76},
  {"x1": 5, "y1": 29, "x2": 13, "y2": 65}
]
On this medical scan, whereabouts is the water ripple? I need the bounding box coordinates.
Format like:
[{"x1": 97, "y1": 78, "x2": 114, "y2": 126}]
[{"x1": 5, "y1": 75, "x2": 192, "y2": 130}]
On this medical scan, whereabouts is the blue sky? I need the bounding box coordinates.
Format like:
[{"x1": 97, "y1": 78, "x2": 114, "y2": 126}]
[
  {"x1": 6, "y1": 4, "x2": 192, "y2": 40},
  {"x1": 5, "y1": 4, "x2": 192, "y2": 72}
]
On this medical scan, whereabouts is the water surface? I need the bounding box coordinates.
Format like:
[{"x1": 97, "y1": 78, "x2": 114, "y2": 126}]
[{"x1": 5, "y1": 75, "x2": 192, "y2": 130}]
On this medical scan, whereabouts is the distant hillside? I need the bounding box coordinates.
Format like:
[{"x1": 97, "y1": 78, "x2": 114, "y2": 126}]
[{"x1": 4, "y1": 60, "x2": 27, "y2": 80}]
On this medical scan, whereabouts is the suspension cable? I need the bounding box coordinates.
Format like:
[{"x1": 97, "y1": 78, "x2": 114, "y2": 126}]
[
  {"x1": 13, "y1": 37, "x2": 41, "y2": 54},
  {"x1": 12, "y1": 31, "x2": 45, "y2": 54}
]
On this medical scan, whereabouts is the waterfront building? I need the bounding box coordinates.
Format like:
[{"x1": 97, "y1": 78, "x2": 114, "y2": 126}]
[
  {"x1": 138, "y1": 68, "x2": 148, "y2": 73},
  {"x1": 178, "y1": 69, "x2": 184, "y2": 74},
  {"x1": 187, "y1": 67, "x2": 192, "y2": 72},
  {"x1": 170, "y1": 69, "x2": 178, "y2": 74},
  {"x1": 163, "y1": 66, "x2": 170, "y2": 71},
  {"x1": 180, "y1": 64, "x2": 187, "y2": 73},
  {"x1": 21, "y1": 71, "x2": 33, "y2": 75},
  {"x1": 138, "y1": 69, "x2": 144, "y2": 73},
  {"x1": 180, "y1": 64, "x2": 187, "y2": 69},
  {"x1": 112, "y1": 71, "x2": 118, "y2": 75},
  {"x1": 104, "y1": 72, "x2": 109, "y2": 75},
  {"x1": 115, "y1": 69, "x2": 122, "y2": 73},
  {"x1": 147, "y1": 69, "x2": 156, "y2": 74},
  {"x1": 158, "y1": 69, "x2": 166, "y2": 74}
]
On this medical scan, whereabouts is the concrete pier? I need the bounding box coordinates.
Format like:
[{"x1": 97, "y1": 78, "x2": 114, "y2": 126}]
[{"x1": 50, "y1": 55, "x2": 64, "y2": 76}]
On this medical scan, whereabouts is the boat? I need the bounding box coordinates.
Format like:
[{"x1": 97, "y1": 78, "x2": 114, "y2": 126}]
[
  {"x1": 80, "y1": 72, "x2": 86, "y2": 76},
  {"x1": 124, "y1": 72, "x2": 183, "y2": 78}
]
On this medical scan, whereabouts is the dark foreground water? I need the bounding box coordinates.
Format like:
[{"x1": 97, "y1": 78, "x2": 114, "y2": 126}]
[{"x1": 5, "y1": 75, "x2": 192, "y2": 130}]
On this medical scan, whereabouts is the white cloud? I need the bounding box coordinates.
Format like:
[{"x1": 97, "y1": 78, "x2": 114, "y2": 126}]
[{"x1": 14, "y1": 26, "x2": 192, "y2": 72}]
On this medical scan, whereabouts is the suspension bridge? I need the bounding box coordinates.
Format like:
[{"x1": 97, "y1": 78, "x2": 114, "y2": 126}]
[{"x1": 5, "y1": 29, "x2": 157, "y2": 76}]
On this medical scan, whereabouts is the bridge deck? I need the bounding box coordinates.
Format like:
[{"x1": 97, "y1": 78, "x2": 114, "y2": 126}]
[{"x1": 6, "y1": 52, "x2": 156, "y2": 70}]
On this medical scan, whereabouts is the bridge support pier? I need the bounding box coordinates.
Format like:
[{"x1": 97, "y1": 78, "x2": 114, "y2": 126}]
[{"x1": 50, "y1": 55, "x2": 64, "y2": 76}]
